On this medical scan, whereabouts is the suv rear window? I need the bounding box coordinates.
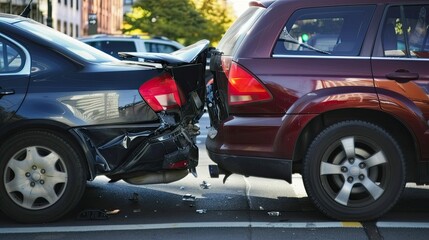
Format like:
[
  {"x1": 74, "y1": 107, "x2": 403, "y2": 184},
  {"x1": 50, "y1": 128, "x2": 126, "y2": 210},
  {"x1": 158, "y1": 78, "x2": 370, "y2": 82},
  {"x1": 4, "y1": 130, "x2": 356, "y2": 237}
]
[
  {"x1": 144, "y1": 42, "x2": 178, "y2": 53},
  {"x1": 87, "y1": 40, "x2": 137, "y2": 59},
  {"x1": 217, "y1": 6, "x2": 265, "y2": 55},
  {"x1": 273, "y1": 5, "x2": 376, "y2": 56}
]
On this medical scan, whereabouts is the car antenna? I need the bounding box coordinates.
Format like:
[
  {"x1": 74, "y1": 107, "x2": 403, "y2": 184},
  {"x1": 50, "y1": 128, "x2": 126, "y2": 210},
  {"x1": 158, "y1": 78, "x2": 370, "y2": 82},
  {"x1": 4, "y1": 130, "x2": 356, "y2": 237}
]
[{"x1": 20, "y1": 0, "x2": 34, "y2": 18}]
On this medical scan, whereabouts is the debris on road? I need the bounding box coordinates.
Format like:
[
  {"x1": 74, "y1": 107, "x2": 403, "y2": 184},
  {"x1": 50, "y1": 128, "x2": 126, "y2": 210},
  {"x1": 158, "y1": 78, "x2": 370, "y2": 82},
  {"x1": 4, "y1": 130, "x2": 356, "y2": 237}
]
[
  {"x1": 106, "y1": 209, "x2": 120, "y2": 215},
  {"x1": 78, "y1": 209, "x2": 109, "y2": 220},
  {"x1": 200, "y1": 181, "x2": 211, "y2": 189},
  {"x1": 196, "y1": 209, "x2": 207, "y2": 214},
  {"x1": 182, "y1": 194, "x2": 196, "y2": 202},
  {"x1": 268, "y1": 211, "x2": 281, "y2": 217}
]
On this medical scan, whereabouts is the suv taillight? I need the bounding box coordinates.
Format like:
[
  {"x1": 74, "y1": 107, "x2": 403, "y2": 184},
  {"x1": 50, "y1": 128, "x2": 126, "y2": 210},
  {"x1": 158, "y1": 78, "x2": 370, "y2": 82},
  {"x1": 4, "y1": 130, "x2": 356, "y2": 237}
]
[
  {"x1": 139, "y1": 73, "x2": 183, "y2": 112},
  {"x1": 224, "y1": 60, "x2": 272, "y2": 106}
]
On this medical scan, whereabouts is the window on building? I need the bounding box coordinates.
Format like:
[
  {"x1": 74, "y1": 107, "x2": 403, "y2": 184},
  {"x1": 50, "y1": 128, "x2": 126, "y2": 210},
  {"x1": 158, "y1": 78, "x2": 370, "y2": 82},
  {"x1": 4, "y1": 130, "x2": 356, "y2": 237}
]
[
  {"x1": 71, "y1": 0, "x2": 73, "y2": 8},
  {"x1": 76, "y1": 25, "x2": 79, "y2": 38},
  {"x1": 70, "y1": 23, "x2": 73, "y2": 37},
  {"x1": 63, "y1": 22, "x2": 67, "y2": 34},
  {"x1": 64, "y1": 0, "x2": 67, "y2": 6},
  {"x1": 57, "y1": 20, "x2": 61, "y2": 32}
]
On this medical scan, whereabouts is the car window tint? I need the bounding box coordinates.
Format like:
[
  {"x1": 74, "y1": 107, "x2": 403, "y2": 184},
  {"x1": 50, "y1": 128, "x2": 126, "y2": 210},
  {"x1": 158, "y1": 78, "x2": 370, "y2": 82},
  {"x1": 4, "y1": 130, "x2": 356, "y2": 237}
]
[
  {"x1": 98, "y1": 41, "x2": 137, "y2": 58},
  {"x1": 0, "y1": 40, "x2": 24, "y2": 73},
  {"x1": 273, "y1": 5, "x2": 376, "y2": 56},
  {"x1": 383, "y1": 5, "x2": 429, "y2": 58}
]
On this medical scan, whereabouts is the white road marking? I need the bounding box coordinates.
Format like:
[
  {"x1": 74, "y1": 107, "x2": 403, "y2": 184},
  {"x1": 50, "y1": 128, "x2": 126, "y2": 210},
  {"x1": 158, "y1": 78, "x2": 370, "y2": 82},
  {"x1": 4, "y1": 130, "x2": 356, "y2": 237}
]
[
  {"x1": 377, "y1": 222, "x2": 429, "y2": 229},
  {"x1": 0, "y1": 221, "x2": 362, "y2": 234}
]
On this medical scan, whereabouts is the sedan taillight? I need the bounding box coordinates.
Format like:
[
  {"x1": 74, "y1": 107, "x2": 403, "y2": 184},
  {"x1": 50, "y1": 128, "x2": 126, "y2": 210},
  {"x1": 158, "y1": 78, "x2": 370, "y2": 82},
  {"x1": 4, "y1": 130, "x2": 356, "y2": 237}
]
[
  {"x1": 227, "y1": 62, "x2": 272, "y2": 105},
  {"x1": 139, "y1": 73, "x2": 183, "y2": 112}
]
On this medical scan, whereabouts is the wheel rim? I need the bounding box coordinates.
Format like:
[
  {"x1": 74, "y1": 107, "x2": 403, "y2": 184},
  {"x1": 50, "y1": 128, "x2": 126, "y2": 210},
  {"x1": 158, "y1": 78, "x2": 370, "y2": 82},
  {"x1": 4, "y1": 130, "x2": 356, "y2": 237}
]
[
  {"x1": 3, "y1": 146, "x2": 68, "y2": 210},
  {"x1": 319, "y1": 136, "x2": 389, "y2": 207}
]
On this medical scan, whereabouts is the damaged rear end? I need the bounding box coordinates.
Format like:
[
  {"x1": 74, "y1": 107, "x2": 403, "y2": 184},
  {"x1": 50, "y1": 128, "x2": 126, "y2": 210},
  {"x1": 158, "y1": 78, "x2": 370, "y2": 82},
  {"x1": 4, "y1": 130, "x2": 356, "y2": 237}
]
[{"x1": 75, "y1": 40, "x2": 210, "y2": 185}]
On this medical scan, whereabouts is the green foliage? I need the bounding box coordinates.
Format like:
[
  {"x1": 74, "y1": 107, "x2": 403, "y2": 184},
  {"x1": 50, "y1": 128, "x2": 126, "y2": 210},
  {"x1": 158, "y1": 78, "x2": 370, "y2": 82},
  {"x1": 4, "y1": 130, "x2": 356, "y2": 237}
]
[{"x1": 123, "y1": 0, "x2": 235, "y2": 46}]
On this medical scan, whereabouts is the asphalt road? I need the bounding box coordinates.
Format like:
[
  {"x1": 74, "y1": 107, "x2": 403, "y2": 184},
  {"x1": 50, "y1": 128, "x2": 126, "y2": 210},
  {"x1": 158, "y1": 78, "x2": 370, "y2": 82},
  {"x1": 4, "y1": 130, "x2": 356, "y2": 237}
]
[{"x1": 1, "y1": 114, "x2": 429, "y2": 239}]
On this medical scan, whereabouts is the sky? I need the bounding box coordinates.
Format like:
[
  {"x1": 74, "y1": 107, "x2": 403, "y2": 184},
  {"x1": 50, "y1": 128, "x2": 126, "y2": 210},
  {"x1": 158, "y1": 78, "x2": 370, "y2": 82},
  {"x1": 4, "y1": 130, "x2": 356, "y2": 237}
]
[{"x1": 228, "y1": 0, "x2": 252, "y2": 17}]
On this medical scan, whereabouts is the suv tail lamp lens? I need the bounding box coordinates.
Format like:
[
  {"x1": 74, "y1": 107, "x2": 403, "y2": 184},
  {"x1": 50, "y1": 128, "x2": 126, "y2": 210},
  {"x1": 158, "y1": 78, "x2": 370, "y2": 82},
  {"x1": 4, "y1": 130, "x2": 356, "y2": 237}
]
[
  {"x1": 227, "y1": 62, "x2": 272, "y2": 105},
  {"x1": 139, "y1": 73, "x2": 183, "y2": 112}
]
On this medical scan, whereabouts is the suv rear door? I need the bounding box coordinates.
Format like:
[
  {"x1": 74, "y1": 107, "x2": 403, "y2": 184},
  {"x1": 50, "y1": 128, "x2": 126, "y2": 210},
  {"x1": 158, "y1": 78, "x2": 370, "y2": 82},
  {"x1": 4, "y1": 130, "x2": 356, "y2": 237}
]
[{"x1": 371, "y1": 4, "x2": 429, "y2": 159}]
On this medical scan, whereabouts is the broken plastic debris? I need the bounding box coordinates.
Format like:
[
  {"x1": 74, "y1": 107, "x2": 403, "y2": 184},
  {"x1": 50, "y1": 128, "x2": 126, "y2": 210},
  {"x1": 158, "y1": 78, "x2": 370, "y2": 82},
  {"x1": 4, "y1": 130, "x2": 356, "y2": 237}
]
[
  {"x1": 200, "y1": 181, "x2": 211, "y2": 189},
  {"x1": 259, "y1": 206, "x2": 264, "y2": 210},
  {"x1": 106, "y1": 209, "x2": 120, "y2": 215},
  {"x1": 78, "y1": 209, "x2": 110, "y2": 220},
  {"x1": 268, "y1": 211, "x2": 281, "y2": 217},
  {"x1": 180, "y1": 186, "x2": 185, "y2": 190},
  {"x1": 196, "y1": 209, "x2": 207, "y2": 214},
  {"x1": 129, "y1": 192, "x2": 139, "y2": 202},
  {"x1": 182, "y1": 194, "x2": 196, "y2": 202}
]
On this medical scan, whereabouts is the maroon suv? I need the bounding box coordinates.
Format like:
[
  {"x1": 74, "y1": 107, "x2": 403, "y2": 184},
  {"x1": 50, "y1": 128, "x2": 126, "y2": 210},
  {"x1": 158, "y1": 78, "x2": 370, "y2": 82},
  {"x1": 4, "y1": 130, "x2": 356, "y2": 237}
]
[{"x1": 206, "y1": 0, "x2": 429, "y2": 220}]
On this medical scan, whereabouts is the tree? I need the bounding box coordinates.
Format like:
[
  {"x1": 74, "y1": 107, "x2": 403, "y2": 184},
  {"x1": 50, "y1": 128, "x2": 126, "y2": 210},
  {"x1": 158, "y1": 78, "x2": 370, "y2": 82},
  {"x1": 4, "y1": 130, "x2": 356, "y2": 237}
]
[{"x1": 123, "y1": 0, "x2": 235, "y2": 46}]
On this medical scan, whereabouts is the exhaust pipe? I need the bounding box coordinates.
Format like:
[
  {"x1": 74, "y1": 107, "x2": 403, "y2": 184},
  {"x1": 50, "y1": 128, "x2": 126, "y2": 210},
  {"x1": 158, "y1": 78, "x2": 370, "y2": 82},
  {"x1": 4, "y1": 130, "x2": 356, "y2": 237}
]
[{"x1": 209, "y1": 164, "x2": 231, "y2": 183}]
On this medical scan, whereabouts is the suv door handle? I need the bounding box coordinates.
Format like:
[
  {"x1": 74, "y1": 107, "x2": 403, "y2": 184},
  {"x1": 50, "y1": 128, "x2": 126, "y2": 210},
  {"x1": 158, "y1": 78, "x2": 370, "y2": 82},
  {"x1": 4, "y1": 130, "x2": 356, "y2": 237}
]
[
  {"x1": 0, "y1": 89, "x2": 15, "y2": 96},
  {"x1": 386, "y1": 70, "x2": 419, "y2": 83}
]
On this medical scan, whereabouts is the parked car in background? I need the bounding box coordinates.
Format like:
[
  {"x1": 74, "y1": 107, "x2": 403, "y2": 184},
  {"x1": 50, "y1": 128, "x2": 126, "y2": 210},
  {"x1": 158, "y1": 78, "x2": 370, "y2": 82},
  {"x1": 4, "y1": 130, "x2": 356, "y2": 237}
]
[
  {"x1": 0, "y1": 13, "x2": 208, "y2": 223},
  {"x1": 206, "y1": 0, "x2": 429, "y2": 221},
  {"x1": 80, "y1": 35, "x2": 213, "y2": 83},
  {"x1": 79, "y1": 35, "x2": 184, "y2": 59}
]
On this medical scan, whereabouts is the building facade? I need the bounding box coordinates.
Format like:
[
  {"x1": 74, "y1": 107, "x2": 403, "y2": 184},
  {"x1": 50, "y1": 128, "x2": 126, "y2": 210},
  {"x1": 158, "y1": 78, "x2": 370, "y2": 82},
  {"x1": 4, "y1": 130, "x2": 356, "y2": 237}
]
[
  {"x1": 81, "y1": 0, "x2": 123, "y2": 36},
  {"x1": 53, "y1": 0, "x2": 82, "y2": 38},
  {"x1": 0, "y1": 0, "x2": 124, "y2": 37}
]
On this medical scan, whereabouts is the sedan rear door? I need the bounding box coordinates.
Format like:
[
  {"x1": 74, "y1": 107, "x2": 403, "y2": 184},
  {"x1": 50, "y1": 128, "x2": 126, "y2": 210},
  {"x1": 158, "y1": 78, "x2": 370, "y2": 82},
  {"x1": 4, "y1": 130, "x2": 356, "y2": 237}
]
[{"x1": 0, "y1": 34, "x2": 30, "y2": 124}]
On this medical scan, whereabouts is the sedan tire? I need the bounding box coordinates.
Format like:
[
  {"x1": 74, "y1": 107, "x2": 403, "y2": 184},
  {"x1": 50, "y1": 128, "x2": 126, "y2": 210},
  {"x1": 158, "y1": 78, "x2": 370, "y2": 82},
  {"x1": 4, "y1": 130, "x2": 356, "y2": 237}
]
[
  {"x1": 303, "y1": 120, "x2": 405, "y2": 221},
  {"x1": 0, "y1": 131, "x2": 86, "y2": 223}
]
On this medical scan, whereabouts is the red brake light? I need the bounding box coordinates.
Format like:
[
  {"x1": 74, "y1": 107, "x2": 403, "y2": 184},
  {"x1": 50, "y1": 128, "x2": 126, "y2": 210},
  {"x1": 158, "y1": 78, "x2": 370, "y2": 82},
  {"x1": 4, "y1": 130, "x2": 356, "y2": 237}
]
[
  {"x1": 227, "y1": 62, "x2": 272, "y2": 105},
  {"x1": 139, "y1": 73, "x2": 183, "y2": 112}
]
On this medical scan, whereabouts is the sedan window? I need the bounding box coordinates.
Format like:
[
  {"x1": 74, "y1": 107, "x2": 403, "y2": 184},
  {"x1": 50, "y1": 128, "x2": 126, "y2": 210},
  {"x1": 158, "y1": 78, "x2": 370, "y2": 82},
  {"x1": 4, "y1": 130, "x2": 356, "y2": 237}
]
[
  {"x1": 0, "y1": 40, "x2": 24, "y2": 73},
  {"x1": 273, "y1": 5, "x2": 376, "y2": 56},
  {"x1": 15, "y1": 20, "x2": 118, "y2": 63}
]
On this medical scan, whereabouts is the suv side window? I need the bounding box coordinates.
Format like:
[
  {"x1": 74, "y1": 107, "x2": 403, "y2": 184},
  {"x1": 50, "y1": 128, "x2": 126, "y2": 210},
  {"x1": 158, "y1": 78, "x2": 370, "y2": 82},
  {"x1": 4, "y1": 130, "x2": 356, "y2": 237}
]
[
  {"x1": 144, "y1": 43, "x2": 178, "y2": 53},
  {"x1": 0, "y1": 38, "x2": 24, "y2": 73},
  {"x1": 382, "y1": 5, "x2": 429, "y2": 58},
  {"x1": 88, "y1": 40, "x2": 137, "y2": 58},
  {"x1": 273, "y1": 5, "x2": 375, "y2": 56}
]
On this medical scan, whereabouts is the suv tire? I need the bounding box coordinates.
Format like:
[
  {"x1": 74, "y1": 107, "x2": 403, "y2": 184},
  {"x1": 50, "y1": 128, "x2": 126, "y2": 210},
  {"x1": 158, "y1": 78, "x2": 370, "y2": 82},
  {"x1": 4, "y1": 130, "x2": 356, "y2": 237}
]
[{"x1": 303, "y1": 120, "x2": 405, "y2": 220}]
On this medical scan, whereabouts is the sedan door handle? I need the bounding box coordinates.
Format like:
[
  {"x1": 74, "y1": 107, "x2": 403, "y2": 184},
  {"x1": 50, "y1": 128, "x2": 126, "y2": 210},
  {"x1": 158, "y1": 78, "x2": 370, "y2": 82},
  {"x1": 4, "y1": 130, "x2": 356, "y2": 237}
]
[
  {"x1": 386, "y1": 70, "x2": 419, "y2": 83},
  {"x1": 0, "y1": 89, "x2": 15, "y2": 96}
]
